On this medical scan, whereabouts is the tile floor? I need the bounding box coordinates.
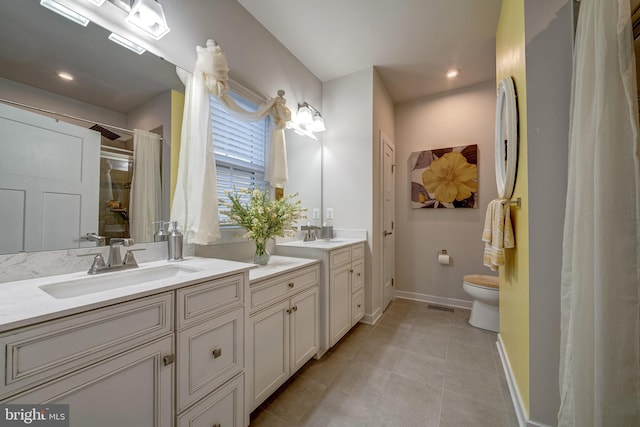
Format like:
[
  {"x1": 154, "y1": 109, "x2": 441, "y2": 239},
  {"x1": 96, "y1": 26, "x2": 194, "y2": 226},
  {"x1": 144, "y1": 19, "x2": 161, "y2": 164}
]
[{"x1": 250, "y1": 298, "x2": 518, "y2": 427}]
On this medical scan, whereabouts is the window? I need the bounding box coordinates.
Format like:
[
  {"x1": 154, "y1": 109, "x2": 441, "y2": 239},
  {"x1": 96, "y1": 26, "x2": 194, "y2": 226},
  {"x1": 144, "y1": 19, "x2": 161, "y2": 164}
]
[{"x1": 211, "y1": 91, "x2": 269, "y2": 223}]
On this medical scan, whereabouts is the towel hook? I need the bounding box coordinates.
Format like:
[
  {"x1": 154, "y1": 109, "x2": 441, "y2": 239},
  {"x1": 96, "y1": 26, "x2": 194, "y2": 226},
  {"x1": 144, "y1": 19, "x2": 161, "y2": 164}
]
[{"x1": 501, "y1": 197, "x2": 521, "y2": 208}]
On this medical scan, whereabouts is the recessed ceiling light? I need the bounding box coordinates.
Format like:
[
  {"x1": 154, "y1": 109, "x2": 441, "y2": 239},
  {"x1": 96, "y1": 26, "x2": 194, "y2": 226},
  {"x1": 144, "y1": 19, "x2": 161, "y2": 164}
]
[
  {"x1": 57, "y1": 72, "x2": 75, "y2": 81},
  {"x1": 446, "y1": 69, "x2": 460, "y2": 79}
]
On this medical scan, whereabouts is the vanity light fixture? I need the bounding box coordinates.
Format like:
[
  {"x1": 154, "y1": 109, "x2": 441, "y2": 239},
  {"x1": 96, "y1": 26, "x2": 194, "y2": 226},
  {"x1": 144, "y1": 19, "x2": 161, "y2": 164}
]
[
  {"x1": 295, "y1": 102, "x2": 326, "y2": 137},
  {"x1": 86, "y1": 0, "x2": 107, "y2": 6},
  {"x1": 108, "y1": 33, "x2": 146, "y2": 55},
  {"x1": 286, "y1": 121, "x2": 318, "y2": 141},
  {"x1": 126, "y1": 0, "x2": 170, "y2": 40},
  {"x1": 40, "y1": 0, "x2": 90, "y2": 27},
  {"x1": 446, "y1": 68, "x2": 460, "y2": 79}
]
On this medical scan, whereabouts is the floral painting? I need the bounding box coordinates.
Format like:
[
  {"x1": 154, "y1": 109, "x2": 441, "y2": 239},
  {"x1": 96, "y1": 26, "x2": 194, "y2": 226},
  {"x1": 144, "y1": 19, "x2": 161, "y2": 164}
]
[{"x1": 410, "y1": 144, "x2": 478, "y2": 208}]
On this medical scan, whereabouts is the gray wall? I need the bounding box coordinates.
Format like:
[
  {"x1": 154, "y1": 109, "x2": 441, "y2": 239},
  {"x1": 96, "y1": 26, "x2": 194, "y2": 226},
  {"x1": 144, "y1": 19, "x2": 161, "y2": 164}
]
[{"x1": 394, "y1": 81, "x2": 497, "y2": 304}]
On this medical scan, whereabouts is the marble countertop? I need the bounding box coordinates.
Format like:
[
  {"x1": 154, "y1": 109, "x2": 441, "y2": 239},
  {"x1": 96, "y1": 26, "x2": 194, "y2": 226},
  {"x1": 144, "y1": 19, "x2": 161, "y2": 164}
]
[
  {"x1": 249, "y1": 255, "x2": 320, "y2": 284},
  {"x1": 0, "y1": 257, "x2": 254, "y2": 333},
  {"x1": 276, "y1": 238, "x2": 366, "y2": 251}
]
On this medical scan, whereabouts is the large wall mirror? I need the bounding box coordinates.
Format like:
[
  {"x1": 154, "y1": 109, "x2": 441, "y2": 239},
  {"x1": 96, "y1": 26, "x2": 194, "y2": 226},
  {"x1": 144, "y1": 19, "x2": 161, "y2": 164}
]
[{"x1": 0, "y1": 0, "x2": 321, "y2": 255}]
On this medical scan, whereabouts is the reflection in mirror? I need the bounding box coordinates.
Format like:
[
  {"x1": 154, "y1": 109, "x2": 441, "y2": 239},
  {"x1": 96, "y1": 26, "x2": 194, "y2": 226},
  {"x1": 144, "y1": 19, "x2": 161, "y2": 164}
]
[{"x1": 0, "y1": 0, "x2": 183, "y2": 254}]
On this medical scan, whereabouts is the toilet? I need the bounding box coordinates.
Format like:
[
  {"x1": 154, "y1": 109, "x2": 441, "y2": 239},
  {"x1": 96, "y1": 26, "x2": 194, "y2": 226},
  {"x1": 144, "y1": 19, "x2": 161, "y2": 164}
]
[{"x1": 463, "y1": 274, "x2": 499, "y2": 332}]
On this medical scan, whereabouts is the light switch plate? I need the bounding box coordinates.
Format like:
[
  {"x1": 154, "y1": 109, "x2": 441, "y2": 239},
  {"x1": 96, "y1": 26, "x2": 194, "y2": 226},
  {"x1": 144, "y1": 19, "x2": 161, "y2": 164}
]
[
  {"x1": 312, "y1": 208, "x2": 320, "y2": 219},
  {"x1": 326, "y1": 208, "x2": 334, "y2": 219}
]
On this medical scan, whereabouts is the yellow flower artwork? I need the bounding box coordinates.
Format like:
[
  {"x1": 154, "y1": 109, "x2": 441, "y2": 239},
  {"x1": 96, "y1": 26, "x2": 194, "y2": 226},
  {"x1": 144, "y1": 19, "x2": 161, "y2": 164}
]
[{"x1": 410, "y1": 145, "x2": 478, "y2": 208}]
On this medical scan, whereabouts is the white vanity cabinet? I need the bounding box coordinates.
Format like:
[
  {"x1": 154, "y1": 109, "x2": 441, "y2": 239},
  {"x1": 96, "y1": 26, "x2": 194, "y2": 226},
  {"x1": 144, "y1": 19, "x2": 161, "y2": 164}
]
[
  {"x1": 329, "y1": 243, "x2": 365, "y2": 346},
  {"x1": 276, "y1": 240, "x2": 366, "y2": 355},
  {"x1": 0, "y1": 293, "x2": 175, "y2": 427},
  {"x1": 175, "y1": 273, "x2": 246, "y2": 425},
  {"x1": 0, "y1": 258, "x2": 252, "y2": 427},
  {"x1": 247, "y1": 262, "x2": 320, "y2": 411}
]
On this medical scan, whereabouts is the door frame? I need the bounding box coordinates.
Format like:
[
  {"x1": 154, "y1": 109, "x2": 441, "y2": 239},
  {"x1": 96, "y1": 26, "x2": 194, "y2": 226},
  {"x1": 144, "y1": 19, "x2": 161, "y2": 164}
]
[{"x1": 379, "y1": 130, "x2": 395, "y2": 312}]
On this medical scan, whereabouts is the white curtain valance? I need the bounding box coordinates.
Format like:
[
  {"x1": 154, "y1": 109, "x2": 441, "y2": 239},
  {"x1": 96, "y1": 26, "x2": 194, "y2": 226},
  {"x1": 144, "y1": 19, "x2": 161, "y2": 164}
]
[{"x1": 171, "y1": 40, "x2": 291, "y2": 245}]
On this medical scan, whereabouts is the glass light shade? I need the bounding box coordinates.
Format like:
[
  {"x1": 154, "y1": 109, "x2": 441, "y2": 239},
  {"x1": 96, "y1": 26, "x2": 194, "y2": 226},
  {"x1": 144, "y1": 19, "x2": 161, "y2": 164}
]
[
  {"x1": 87, "y1": 0, "x2": 107, "y2": 6},
  {"x1": 40, "y1": 0, "x2": 90, "y2": 26},
  {"x1": 297, "y1": 104, "x2": 313, "y2": 126},
  {"x1": 310, "y1": 112, "x2": 326, "y2": 132},
  {"x1": 126, "y1": 0, "x2": 170, "y2": 40}
]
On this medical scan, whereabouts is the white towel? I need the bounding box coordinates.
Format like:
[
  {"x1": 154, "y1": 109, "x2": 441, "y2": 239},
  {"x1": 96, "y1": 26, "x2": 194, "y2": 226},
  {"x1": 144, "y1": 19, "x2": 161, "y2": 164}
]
[{"x1": 482, "y1": 199, "x2": 516, "y2": 270}]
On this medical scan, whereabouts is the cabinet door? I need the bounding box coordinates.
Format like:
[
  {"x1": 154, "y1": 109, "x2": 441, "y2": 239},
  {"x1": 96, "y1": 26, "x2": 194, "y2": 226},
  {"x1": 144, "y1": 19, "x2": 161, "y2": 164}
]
[
  {"x1": 5, "y1": 336, "x2": 173, "y2": 427},
  {"x1": 351, "y1": 258, "x2": 364, "y2": 292},
  {"x1": 330, "y1": 264, "x2": 352, "y2": 347},
  {"x1": 249, "y1": 300, "x2": 290, "y2": 410},
  {"x1": 290, "y1": 286, "x2": 319, "y2": 372}
]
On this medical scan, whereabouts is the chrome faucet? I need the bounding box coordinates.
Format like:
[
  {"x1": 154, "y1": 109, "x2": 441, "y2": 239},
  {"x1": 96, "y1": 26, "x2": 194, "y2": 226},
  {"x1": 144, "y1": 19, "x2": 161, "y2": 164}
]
[
  {"x1": 301, "y1": 225, "x2": 320, "y2": 241},
  {"x1": 107, "y1": 238, "x2": 134, "y2": 267},
  {"x1": 78, "y1": 238, "x2": 144, "y2": 275}
]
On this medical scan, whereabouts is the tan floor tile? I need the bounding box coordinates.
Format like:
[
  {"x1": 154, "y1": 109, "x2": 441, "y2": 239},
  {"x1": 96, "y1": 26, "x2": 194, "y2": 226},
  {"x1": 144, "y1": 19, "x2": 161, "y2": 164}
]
[
  {"x1": 446, "y1": 341, "x2": 497, "y2": 373},
  {"x1": 376, "y1": 373, "x2": 442, "y2": 426},
  {"x1": 329, "y1": 360, "x2": 390, "y2": 396},
  {"x1": 401, "y1": 331, "x2": 449, "y2": 359},
  {"x1": 298, "y1": 353, "x2": 349, "y2": 386},
  {"x1": 354, "y1": 341, "x2": 403, "y2": 371},
  {"x1": 393, "y1": 349, "x2": 446, "y2": 387},
  {"x1": 250, "y1": 408, "x2": 294, "y2": 427},
  {"x1": 261, "y1": 375, "x2": 327, "y2": 424},
  {"x1": 443, "y1": 360, "x2": 504, "y2": 409},
  {"x1": 439, "y1": 389, "x2": 512, "y2": 427},
  {"x1": 448, "y1": 323, "x2": 496, "y2": 351}
]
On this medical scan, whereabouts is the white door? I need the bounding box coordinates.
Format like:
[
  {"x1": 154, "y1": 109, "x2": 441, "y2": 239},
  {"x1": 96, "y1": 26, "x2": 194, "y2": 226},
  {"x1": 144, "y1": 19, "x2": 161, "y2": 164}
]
[
  {"x1": 381, "y1": 131, "x2": 395, "y2": 311},
  {"x1": 0, "y1": 103, "x2": 100, "y2": 254}
]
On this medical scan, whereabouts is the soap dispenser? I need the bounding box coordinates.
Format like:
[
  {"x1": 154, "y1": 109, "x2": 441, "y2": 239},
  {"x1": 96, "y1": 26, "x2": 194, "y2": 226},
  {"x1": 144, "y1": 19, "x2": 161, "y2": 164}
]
[
  {"x1": 167, "y1": 221, "x2": 183, "y2": 261},
  {"x1": 153, "y1": 221, "x2": 169, "y2": 242}
]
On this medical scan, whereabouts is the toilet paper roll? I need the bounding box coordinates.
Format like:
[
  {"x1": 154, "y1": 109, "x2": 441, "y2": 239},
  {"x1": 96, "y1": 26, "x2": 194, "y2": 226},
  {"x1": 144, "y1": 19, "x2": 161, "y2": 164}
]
[{"x1": 438, "y1": 254, "x2": 451, "y2": 265}]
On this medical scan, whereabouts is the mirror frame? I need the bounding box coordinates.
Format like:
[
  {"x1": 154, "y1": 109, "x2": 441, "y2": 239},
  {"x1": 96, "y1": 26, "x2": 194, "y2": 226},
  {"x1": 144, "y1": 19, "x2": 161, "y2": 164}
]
[{"x1": 495, "y1": 76, "x2": 519, "y2": 199}]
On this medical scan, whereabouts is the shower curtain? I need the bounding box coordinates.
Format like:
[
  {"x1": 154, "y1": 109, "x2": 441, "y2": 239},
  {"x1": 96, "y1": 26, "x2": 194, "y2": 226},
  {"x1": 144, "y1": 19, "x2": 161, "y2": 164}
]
[
  {"x1": 559, "y1": 0, "x2": 640, "y2": 425},
  {"x1": 129, "y1": 129, "x2": 162, "y2": 243}
]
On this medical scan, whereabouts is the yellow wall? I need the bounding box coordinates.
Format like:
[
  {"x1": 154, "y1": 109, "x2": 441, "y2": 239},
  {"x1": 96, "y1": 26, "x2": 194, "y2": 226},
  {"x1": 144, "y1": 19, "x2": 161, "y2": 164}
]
[
  {"x1": 170, "y1": 90, "x2": 185, "y2": 210},
  {"x1": 496, "y1": 0, "x2": 530, "y2": 415}
]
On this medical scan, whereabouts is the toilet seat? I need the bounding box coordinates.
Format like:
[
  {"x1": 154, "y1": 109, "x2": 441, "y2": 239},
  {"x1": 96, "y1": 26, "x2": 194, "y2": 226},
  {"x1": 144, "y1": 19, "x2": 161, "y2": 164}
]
[{"x1": 463, "y1": 274, "x2": 499, "y2": 289}]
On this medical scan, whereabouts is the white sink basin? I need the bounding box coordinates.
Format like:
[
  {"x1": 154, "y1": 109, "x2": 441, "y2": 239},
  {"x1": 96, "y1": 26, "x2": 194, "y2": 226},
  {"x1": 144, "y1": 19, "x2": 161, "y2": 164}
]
[{"x1": 39, "y1": 265, "x2": 200, "y2": 299}]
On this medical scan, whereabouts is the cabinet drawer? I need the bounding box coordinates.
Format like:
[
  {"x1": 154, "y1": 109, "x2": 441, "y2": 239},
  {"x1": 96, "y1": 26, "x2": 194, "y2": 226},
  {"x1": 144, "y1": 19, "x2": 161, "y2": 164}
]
[
  {"x1": 352, "y1": 288, "x2": 364, "y2": 325},
  {"x1": 351, "y1": 243, "x2": 365, "y2": 260},
  {"x1": 0, "y1": 293, "x2": 173, "y2": 399},
  {"x1": 249, "y1": 266, "x2": 319, "y2": 313},
  {"x1": 176, "y1": 273, "x2": 244, "y2": 329},
  {"x1": 177, "y1": 373, "x2": 244, "y2": 427},
  {"x1": 329, "y1": 247, "x2": 351, "y2": 268},
  {"x1": 177, "y1": 306, "x2": 244, "y2": 412}
]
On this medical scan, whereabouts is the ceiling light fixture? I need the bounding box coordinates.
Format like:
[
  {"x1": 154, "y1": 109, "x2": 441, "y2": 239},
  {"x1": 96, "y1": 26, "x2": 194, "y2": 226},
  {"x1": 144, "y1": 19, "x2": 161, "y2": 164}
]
[
  {"x1": 446, "y1": 68, "x2": 460, "y2": 79},
  {"x1": 40, "y1": 0, "x2": 90, "y2": 27},
  {"x1": 57, "y1": 71, "x2": 75, "y2": 81},
  {"x1": 108, "y1": 33, "x2": 146, "y2": 55},
  {"x1": 126, "y1": 0, "x2": 170, "y2": 40}
]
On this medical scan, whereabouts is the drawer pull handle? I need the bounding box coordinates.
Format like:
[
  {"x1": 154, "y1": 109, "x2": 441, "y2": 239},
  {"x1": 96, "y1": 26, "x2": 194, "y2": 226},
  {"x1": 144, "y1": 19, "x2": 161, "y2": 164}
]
[
  {"x1": 288, "y1": 282, "x2": 295, "y2": 288},
  {"x1": 212, "y1": 348, "x2": 222, "y2": 358},
  {"x1": 357, "y1": 304, "x2": 361, "y2": 308},
  {"x1": 213, "y1": 424, "x2": 221, "y2": 427},
  {"x1": 163, "y1": 354, "x2": 175, "y2": 366},
  {"x1": 286, "y1": 308, "x2": 293, "y2": 314},
  {"x1": 292, "y1": 306, "x2": 298, "y2": 312},
  {"x1": 357, "y1": 273, "x2": 361, "y2": 277},
  {"x1": 350, "y1": 269, "x2": 354, "y2": 274}
]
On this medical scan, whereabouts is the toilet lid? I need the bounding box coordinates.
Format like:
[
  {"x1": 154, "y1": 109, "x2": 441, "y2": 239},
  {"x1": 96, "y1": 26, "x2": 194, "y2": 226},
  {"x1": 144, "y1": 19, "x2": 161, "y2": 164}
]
[{"x1": 464, "y1": 274, "x2": 499, "y2": 289}]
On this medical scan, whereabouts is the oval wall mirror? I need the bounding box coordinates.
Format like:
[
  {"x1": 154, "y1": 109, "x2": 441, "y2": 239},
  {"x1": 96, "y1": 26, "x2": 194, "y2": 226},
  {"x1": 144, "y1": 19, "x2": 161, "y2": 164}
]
[{"x1": 495, "y1": 76, "x2": 519, "y2": 199}]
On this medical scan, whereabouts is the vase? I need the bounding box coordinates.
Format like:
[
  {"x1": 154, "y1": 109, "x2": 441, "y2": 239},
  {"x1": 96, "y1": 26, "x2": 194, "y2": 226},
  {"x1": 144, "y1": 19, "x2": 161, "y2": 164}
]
[{"x1": 253, "y1": 241, "x2": 270, "y2": 265}]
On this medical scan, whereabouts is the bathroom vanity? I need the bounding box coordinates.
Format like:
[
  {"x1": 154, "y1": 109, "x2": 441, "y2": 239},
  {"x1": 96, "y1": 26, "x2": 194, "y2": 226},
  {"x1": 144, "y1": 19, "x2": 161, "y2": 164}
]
[
  {"x1": 0, "y1": 257, "x2": 253, "y2": 427},
  {"x1": 245, "y1": 256, "x2": 320, "y2": 411},
  {"x1": 276, "y1": 238, "x2": 366, "y2": 355}
]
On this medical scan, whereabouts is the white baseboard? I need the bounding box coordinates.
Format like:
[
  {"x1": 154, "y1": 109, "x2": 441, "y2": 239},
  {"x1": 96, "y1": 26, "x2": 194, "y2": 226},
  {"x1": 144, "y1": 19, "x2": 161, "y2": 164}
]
[
  {"x1": 394, "y1": 291, "x2": 473, "y2": 310},
  {"x1": 496, "y1": 335, "x2": 553, "y2": 427},
  {"x1": 361, "y1": 307, "x2": 382, "y2": 325}
]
